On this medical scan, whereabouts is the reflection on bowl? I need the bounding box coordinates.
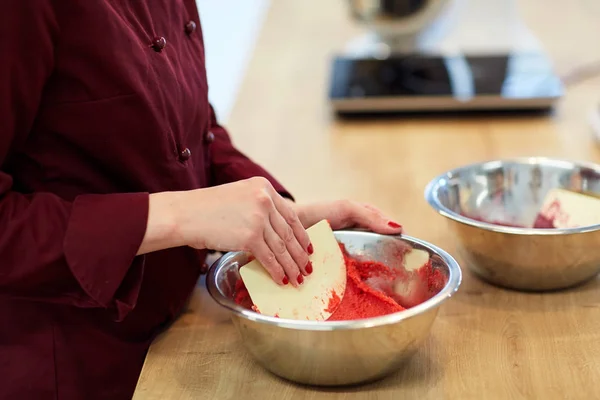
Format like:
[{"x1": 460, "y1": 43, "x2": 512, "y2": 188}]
[
  {"x1": 425, "y1": 157, "x2": 600, "y2": 291},
  {"x1": 206, "y1": 231, "x2": 461, "y2": 386}
]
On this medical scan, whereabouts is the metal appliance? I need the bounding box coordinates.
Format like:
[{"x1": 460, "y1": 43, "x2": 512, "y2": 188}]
[{"x1": 329, "y1": 0, "x2": 564, "y2": 114}]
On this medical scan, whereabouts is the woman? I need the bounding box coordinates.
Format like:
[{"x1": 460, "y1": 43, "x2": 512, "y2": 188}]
[{"x1": 0, "y1": 1, "x2": 402, "y2": 399}]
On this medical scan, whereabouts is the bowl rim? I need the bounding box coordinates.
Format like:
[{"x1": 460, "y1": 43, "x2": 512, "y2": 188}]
[
  {"x1": 424, "y1": 156, "x2": 600, "y2": 235},
  {"x1": 206, "y1": 231, "x2": 462, "y2": 331}
]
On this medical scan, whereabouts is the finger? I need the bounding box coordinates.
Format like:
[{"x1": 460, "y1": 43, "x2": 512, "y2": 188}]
[
  {"x1": 362, "y1": 203, "x2": 385, "y2": 214},
  {"x1": 263, "y1": 223, "x2": 303, "y2": 287},
  {"x1": 342, "y1": 201, "x2": 403, "y2": 234},
  {"x1": 361, "y1": 203, "x2": 403, "y2": 233},
  {"x1": 251, "y1": 241, "x2": 289, "y2": 286},
  {"x1": 268, "y1": 190, "x2": 312, "y2": 255},
  {"x1": 269, "y1": 209, "x2": 312, "y2": 276}
]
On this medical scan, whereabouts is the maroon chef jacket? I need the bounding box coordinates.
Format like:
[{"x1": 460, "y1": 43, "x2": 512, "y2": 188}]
[{"x1": 0, "y1": 1, "x2": 291, "y2": 399}]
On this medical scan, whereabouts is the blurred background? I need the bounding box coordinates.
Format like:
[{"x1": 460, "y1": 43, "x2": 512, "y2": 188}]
[
  {"x1": 200, "y1": 0, "x2": 600, "y2": 124},
  {"x1": 197, "y1": 0, "x2": 271, "y2": 121}
]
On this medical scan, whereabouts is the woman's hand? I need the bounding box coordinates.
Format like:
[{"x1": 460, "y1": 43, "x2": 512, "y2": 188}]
[
  {"x1": 142, "y1": 177, "x2": 312, "y2": 286},
  {"x1": 140, "y1": 181, "x2": 401, "y2": 286},
  {"x1": 289, "y1": 200, "x2": 403, "y2": 234}
]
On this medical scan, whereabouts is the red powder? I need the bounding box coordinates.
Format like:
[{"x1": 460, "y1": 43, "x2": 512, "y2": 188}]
[
  {"x1": 234, "y1": 279, "x2": 253, "y2": 310},
  {"x1": 422, "y1": 266, "x2": 446, "y2": 294},
  {"x1": 532, "y1": 213, "x2": 556, "y2": 228},
  {"x1": 326, "y1": 245, "x2": 405, "y2": 320},
  {"x1": 539, "y1": 199, "x2": 566, "y2": 226},
  {"x1": 232, "y1": 244, "x2": 448, "y2": 321},
  {"x1": 324, "y1": 290, "x2": 341, "y2": 314}
]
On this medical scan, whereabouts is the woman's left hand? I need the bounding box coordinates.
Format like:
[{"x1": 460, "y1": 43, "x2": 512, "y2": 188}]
[{"x1": 289, "y1": 200, "x2": 403, "y2": 234}]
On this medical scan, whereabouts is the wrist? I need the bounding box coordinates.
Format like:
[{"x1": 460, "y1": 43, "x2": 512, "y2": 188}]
[{"x1": 137, "y1": 191, "x2": 186, "y2": 255}]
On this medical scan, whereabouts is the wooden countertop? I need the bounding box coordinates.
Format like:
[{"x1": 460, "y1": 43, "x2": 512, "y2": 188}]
[{"x1": 133, "y1": 0, "x2": 600, "y2": 398}]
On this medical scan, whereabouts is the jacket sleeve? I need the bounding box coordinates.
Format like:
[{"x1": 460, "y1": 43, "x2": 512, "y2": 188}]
[
  {"x1": 0, "y1": 0, "x2": 148, "y2": 321},
  {"x1": 208, "y1": 105, "x2": 294, "y2": 200}
]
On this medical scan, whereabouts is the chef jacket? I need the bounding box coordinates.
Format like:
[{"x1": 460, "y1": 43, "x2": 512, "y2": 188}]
[{"x1": 0, "y1": 1, "x2": 290, "y2": 399}]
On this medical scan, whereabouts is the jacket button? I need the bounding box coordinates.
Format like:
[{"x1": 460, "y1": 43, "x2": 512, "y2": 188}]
[
  {"x1": 151, "y1": 36, "x2": 167, "y2": 52},
  {"x1": 200, "y1": 263, "x2": 209, "y2": 274},
  {"x1": 179, "y1": 147, "x2": 191, "y2": 161},
  {"x1": 185, "y1": 21, "x2": 197, "y2": 35},
  {"x1": 205, "y1": 131, "x2": 215, "y2": 144}
]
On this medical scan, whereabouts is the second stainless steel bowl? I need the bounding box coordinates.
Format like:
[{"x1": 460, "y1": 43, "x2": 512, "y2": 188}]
[{"x1": 425, "y1": 157, "x2": 600, "y2": 291}]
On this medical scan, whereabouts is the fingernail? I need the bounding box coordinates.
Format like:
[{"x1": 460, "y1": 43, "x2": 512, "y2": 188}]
[
  {"x1": 388, "y1": 221, "x2": 402, "y2": 229},
  {"x1": 307, "y1": 243, "x2": 314, "y2": 255},
  {"x1": 306, "y1": 261, "x2": 313, "y2": 275},
  {"x1": 282, "y1": 276, "x2": 289, "y2": 285},
  {"x1": 297, "y1": 274, "x2": 304, "y2": 284}
]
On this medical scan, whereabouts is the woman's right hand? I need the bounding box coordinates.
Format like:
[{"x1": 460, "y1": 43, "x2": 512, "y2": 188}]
[{"x1": 143, "y1": 177, "x2": 312, "y2": 286}]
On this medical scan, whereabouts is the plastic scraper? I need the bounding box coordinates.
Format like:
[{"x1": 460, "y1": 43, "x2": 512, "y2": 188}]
[{"x1": 239, "y1": 219, "x2": 347, "y2": 321}]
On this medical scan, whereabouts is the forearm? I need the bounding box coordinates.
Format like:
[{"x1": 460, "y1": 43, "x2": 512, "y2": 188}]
[{"x1": 137, "y1": 191, "x2": 187, "y2": 255}]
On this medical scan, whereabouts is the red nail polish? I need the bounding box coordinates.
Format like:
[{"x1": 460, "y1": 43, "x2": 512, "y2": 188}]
[
  {"x1": 307, "y1": 243, "x2": 314, "y2": 255},
  {"x1": 388, "y1": 221, "x2": 402, "y2": 229},
  {"x1": 297, "y1": 274, "x2": 304, "y2": 284},
  {"x1": 306, "y1": 261, "x2": 313, "y2": 274},
  {"x1": 282, "y1": 276, "x2": 289, "y2": 285}
]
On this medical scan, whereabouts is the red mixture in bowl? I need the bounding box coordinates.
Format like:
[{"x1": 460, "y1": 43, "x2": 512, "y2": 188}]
[{"x1": 234, "y1": 244, "x2": 447, "y2": 321}]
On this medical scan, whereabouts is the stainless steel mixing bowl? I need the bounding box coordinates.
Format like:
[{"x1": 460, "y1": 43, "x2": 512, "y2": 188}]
[
  {"x1": 206, "y1": 231, "x2": 461, "y2": 386},
  {"x1": 425, "y1": 157, "x2": 600, "y2": 291},
  {"x1": 348, "y1": 0, "x2": 450, "y2": 40}
]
